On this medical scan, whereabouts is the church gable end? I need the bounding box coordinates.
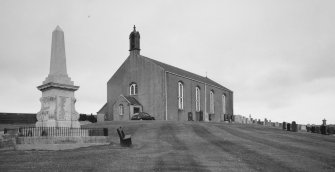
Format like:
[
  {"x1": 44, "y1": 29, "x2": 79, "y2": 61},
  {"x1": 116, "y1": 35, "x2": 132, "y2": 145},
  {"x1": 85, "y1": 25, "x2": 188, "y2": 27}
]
[{"x1": 107, "y1": 54, "x2": 165, "y2": 120}]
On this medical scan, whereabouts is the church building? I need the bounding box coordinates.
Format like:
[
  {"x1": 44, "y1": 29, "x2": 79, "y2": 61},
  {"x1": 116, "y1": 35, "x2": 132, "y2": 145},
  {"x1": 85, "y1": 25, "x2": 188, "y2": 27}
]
[{"x1": 98, "y1": 26, "x2": 233, "y2": 122}]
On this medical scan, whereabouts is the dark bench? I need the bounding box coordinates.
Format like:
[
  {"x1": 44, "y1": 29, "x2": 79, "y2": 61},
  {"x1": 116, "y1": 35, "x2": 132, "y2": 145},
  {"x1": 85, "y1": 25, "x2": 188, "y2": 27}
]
[{"x1": 117, "y1": 127, "x2": 132, "y2": 147}]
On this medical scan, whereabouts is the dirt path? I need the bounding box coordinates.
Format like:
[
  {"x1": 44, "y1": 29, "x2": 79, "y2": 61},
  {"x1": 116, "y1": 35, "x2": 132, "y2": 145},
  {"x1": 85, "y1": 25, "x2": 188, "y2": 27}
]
[{"x1": 152, "y1": 123, "x2": 209, "y2": 172}]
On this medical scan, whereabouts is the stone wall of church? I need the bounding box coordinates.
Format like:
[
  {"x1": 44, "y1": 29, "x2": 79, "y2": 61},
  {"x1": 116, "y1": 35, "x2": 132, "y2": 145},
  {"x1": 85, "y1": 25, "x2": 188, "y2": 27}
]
[
  {"x1": 107, "y1": 55, "x2": 165, "y2": 120},
  {"x1": 166, "y1": 73, "x2": 205, "y2": 121},
  {"x1": 166, "y1": 73, "x2": 233, "y2": 122},
  {"x1": 205, "y1": 85, "x2": 234, "y2": 122}
]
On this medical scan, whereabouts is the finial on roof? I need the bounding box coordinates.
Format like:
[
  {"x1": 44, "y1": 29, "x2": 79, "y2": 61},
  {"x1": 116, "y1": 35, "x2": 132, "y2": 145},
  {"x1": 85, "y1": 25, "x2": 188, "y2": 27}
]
[
  {"x1": 129, "y1": 25, "x2": 140, "y2": 54},
  {"x1": 55, "y1": 25, "x2": 63, "y2": 32}
]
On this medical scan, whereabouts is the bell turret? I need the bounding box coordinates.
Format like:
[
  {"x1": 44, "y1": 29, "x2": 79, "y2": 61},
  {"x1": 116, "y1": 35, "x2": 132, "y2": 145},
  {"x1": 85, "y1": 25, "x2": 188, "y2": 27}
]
[{"x1": 129, "y1": 25, "x2": 140, "y2": 55}]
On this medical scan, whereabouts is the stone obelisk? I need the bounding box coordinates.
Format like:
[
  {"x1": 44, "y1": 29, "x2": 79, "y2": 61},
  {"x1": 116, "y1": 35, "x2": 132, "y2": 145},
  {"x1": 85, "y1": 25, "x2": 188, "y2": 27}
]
[{"x1": 36, "y1": 26, "x2": 80, "y2": 128}]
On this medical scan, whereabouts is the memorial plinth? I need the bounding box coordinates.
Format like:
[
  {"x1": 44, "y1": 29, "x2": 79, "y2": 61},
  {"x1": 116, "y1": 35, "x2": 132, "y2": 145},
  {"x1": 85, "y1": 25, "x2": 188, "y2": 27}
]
[{"x1": 36, "y1": 26, "x2": 80, "y2": 128}]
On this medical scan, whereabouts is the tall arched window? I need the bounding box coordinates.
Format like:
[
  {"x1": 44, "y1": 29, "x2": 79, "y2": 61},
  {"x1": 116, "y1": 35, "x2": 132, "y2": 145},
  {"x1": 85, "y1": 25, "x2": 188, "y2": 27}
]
[
  {"x1": 195, "y1": 86, "x2": 201, "y2": 112},
  {"x1": 129, "y1": 83, "x2": 138, "y2": 95},
  {"x1": 210, "y1": 90, "x2": 214, "y2": 114},
  {"x1": 222, "y1": 94, "x2": 226, "y2": 114},
  {"x1": 178, "y1": 82, "x2": 184, "y2": 110},
  {"x1": 119, "y1": 104, "x2": 124, "y2": 115}
]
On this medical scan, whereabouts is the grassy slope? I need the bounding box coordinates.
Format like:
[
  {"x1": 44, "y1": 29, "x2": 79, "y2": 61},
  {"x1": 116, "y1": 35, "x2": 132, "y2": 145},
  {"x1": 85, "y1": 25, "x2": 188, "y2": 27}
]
[{"x1": 0, "y1": 121, "x2": 334, "y2": 172}]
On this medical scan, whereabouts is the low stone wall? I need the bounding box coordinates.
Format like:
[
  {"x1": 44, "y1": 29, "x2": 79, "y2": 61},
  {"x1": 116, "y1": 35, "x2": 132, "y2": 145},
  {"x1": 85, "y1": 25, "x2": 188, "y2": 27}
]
[
  {"x1": 0, "y1": 135, "x2": 17, "y2": 149},
  {"x1": 17, "y1": 136, "x2": 110, "y2": 144}
]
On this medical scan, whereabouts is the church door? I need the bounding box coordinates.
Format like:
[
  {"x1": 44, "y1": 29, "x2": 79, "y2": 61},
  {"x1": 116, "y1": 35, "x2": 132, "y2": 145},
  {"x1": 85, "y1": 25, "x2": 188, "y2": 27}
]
[{"x1": 133, "y1": 107, "x2": 140, "y2": 114}]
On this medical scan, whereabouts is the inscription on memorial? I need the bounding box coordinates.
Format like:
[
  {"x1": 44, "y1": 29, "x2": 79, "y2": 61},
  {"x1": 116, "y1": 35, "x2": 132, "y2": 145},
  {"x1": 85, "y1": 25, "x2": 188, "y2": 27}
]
[
  {"x1": 58, "y1": 96, "x2": 70, "y2": 120},
  {"x1": 37, "y1": 96, "x2": 56, "y2": 121}
]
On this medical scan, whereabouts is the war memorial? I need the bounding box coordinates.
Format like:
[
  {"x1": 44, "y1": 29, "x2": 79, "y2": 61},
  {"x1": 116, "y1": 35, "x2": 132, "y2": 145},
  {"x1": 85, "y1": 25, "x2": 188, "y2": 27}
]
[
  {"x1": 36, "y1": 26, "x2": 81, "y2": 128},
  {"x1": 0, "y1": 26, "x2": 110, "y2": 150}
]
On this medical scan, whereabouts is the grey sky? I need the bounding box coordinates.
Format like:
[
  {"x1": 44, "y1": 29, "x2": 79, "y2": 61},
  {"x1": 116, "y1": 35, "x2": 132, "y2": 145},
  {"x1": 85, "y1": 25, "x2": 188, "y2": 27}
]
[{"x1": 0, "y1": 0, "x2": 334, "y2": 124}]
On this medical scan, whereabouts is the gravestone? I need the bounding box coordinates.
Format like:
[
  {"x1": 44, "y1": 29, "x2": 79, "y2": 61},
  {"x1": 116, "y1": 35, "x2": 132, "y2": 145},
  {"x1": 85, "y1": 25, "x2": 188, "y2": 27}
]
[
  {"x1": 36, "y1": 26, "x2": 80, "y2": 128},
  {"x1": 188, "y1": 112, "x2": 193, "y2": 121},
  {"x1": 292, "y1": 121, "x2": 298, "y2": 132},
  {"x1": 315, "y1": 126, "x2": 321, "y2": 133},
  {"x1": 287, "y1": 123, "x2": 291, "y2": 131},
  {"x1": 282, "y1": 122, "x2": 287, "y2": 130},
  {"x1": 299, "y1": 125, "x2": 307, "y2": 131},
  {"x1": 306, "y1": 124, "x2": 311, "y2": 132},
  {"x1": 320, "y1": 125, "x2": 327, "y2": 135}
]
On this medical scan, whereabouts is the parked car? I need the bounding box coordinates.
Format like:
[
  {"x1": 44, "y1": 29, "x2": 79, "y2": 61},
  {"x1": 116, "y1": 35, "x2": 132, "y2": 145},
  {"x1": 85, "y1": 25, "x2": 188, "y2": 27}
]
[{"x1": 131, "y1": 112, "x2": 155, "y2": 120}]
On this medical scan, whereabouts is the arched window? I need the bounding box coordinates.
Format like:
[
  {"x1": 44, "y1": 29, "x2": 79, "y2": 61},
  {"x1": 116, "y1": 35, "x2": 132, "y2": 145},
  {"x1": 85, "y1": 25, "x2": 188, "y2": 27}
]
[
  {"x1": 195, "y1": 86, "x2": 201, "y2": 112},
  {"x1": 119, "y1": 104, "x2": 124, "y2": 115},
  {"x1": 210, "y1": 90, "x2": 214, "y2": 114},
  {"x1": 178, "y1": 82, "x2": 184, "y2": 109},
  {"x1": 129, "y1": 83, "x2": 138, "y2": 95},
  {"x1": 222, "y1": 94, "x2": 226, "y2": 114}
]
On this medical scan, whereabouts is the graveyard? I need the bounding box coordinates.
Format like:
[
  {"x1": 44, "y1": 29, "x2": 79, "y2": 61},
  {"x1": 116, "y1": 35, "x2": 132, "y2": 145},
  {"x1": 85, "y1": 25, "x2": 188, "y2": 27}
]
[{"x1": 1, "y1": 121, "x2": 334, "y2": 171}]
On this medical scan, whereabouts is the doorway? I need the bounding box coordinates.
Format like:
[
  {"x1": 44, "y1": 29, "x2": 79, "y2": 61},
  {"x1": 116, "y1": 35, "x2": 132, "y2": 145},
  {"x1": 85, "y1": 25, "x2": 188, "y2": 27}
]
[{"x1": 133, "y1": 107, "x2": 140, "y2": 114}]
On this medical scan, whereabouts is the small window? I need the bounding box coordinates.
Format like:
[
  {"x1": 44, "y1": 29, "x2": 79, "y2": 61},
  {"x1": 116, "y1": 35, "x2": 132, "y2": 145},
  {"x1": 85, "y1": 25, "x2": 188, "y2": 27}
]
[
  {"x1": 210, "y1": 90, "x2": 214, "y2": 114},
  {"x1": 119, "y1": 104, "x2": 124, "y2": 115},
  {"x1": 178, "y1": 82, "x2": 184, "y2": 110},
  {"x1": 222, "y1": 94, "x2": 226, "y2": 114},
  {"x1": 195, "y1": 86, "x2": 201, "y2": 112},
  {"x1": 134, "y1": 107, "x2": 140, "y2": 114},
  {"x1": 129, "y1": 83, "x2": 138, "y2": 95}
]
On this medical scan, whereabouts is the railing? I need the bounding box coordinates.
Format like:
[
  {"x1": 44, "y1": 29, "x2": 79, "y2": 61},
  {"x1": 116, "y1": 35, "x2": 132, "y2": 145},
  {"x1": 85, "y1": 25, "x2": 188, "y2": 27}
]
[{"x1": 17, "y1": 127, "x2": 108, "y2": 137}]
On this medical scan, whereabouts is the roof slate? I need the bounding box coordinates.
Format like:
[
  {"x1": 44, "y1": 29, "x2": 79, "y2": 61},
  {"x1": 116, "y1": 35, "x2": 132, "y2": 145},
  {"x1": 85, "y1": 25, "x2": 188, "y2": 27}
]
[
  {"x1": 142, "y1": 55, "x2": 232, "y2": 92},
  {"x1": 123, "y1": 96, "x2": 142, "y2": 106}
]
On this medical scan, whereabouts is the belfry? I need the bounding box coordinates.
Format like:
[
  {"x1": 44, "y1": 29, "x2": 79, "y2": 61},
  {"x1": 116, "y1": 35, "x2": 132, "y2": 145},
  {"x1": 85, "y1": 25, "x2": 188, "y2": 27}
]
[
  {"x1": 129, "y1": 25, "x2": 140, "y2": 55},
  {"x1": 36, "y1": 26, "x2": 80, "y2": 128}
]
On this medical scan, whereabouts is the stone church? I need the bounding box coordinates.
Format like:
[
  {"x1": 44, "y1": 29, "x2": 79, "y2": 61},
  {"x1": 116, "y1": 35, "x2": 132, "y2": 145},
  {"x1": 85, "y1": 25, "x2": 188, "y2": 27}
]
[{"x1": 98, "y1": 26, "x2": 233, "y2": 122}]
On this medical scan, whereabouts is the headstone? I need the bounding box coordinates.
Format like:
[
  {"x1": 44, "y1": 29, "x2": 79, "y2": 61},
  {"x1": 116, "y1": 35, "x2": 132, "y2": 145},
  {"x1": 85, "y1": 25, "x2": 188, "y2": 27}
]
[
  {"x1": 315, "y1": 126, "x2": 321, "y2": 133},
  {"x1": 188, "y1": 112, "x2": 193, "y2": 121},
  {"x1": 306, "y1": 124, "x2": 311, "y2": 132},
  {"x1": 311, "y1": 125, "x2": 316, "y2": 133},
  {"x1": 292, "y1": 121, "x2": 298, "y2": 132},
  {"x1": 322, "y1": 119, "x2": 327, "y2": 126},
  {"x1": 36, "y1": 26, "x2": 80, "y2": 128},
  {"x1": 299, "y1": 125, "x2": 307, "y2": 131},
  {"x1": 320, "y1": 125, "x2": 327, "y2": 135},
  {"x1": 287, "y1": 123, "x2": 291, "y2": 131},
  {"x1": 282, "y1": 122, "x2": 287, "y2": 130},
  {"x1": 328, "y1": 126, "x2": 335, "y2": 135},
  {"x1": 264, "y1": 118, "x2": 268, "y2": 126}
]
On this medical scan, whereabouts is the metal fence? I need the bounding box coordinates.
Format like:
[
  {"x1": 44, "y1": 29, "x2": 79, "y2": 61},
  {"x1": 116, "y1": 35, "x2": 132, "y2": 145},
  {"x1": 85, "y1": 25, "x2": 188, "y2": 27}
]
[{"x1": 17, "y1": 127, "x2": 108, "y2": 137}]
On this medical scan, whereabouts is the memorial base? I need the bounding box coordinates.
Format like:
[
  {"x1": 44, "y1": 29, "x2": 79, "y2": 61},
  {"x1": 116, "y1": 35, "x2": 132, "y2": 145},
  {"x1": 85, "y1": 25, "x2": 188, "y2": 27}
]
[{"x1": 35, "y1": 120, "x2": 81, "y2": 128}]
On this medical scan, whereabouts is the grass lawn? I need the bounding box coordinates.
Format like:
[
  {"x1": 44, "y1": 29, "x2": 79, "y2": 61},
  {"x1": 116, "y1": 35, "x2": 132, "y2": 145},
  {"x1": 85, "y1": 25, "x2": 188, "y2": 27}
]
[{"x1": 0, "y1": 121, "x2": 334, "y2": 171}]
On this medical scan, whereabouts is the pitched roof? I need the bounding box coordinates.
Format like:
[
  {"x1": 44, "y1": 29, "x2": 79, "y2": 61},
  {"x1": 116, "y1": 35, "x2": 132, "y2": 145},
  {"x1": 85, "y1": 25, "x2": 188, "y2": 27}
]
[
  {"x1": 97, "y1": 102, "x2": 108, "y2": 114},
  {"x1": 123, "y1": 96, "x2": 141, "y2": 106},
  {"x1": 141, "y1": 55, "x2": 232, "y2": 92}
]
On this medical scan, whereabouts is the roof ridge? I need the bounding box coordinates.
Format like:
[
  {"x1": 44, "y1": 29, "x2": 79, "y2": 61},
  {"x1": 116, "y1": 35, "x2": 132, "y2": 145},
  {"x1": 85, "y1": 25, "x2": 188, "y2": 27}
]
[{"x1": 140, "y1": 55, "x2": 232, "y2": 92}]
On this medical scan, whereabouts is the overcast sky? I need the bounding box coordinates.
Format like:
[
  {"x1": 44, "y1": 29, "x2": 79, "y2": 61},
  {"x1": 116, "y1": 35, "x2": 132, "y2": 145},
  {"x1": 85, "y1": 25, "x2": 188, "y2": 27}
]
[{"x1": 0, "y1": 0, "x2": 334, "y2": 124}]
